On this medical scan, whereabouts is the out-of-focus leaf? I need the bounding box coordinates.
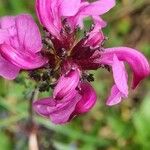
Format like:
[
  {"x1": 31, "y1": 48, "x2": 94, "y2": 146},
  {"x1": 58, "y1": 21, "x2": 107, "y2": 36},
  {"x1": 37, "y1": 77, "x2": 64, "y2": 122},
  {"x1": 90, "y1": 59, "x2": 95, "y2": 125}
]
[
  {"x1": 117, "y1": 18, "x2": 131, "y2": 35},
  {"x1": 0, "y1": 131, "x2": 14, "y2": 150},
  {"x1": 36, "y1": 117, "x2": 111, "y2": 147},
  {"x1": 54, "y1": 141, "x2": 77, "y2": 150},
  {"x1": 0, "y1": 79, "x2": 7, "y2": 97},
  {"x1": 133, "y1": 93, "x2": 150, "y2": 149}
]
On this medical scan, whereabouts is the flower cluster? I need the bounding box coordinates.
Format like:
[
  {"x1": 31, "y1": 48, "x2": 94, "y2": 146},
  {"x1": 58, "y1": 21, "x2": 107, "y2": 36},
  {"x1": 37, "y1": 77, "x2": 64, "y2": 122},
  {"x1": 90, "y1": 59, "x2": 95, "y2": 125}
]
[{"x1": 0, "y1": 0, "x2": 149, "y2": 124}]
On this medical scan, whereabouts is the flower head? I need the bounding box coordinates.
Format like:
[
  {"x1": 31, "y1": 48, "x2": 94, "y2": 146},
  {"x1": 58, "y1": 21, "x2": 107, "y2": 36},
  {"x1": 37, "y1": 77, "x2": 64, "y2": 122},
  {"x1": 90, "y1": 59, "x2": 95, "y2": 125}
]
[
  {"x1": 32, "y1": 0, "x2": 149, "y2": 124},
  {"x1": 0, "y1": 0, "x2": 149, "y2": 124},
  {"x1": 0, "y1": 14, "x2": 47, "y2": 79}
]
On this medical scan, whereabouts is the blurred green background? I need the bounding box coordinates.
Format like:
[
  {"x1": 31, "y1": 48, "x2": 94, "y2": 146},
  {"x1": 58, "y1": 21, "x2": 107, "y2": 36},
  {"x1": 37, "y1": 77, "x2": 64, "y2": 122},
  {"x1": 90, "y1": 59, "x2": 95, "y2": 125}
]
[{"x1": 0, "y1": 0, "x2": 150, "y2": 150}]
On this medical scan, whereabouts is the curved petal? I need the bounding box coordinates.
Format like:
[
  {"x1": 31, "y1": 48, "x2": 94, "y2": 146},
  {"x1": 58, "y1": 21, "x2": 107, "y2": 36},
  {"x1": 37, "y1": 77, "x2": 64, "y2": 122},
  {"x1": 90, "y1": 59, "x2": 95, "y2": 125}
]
[
  {"x1": 50, "y1": 92, "x2": 81, "y2": 124},
  {"x1": 74, "y1": 82, "x2": 97, "y2": 114},
  {"x1": 36, "y1": 0, "x2": 60, "y2": 37},
  {"x1": 0, "y1": 29, "x2": 9, "y2": 44},
  {"x1": 0, "y1": 44, "x2": 47, "y2": 69},
  {"x1": 33, "y1": 97, "x2": 56, "y2": 116},
  {"x1": 85, "y1": 16, "x2": 106, "y2": 47},
  {"x1": 15, "y1": 14, "x2": 42, "y2": 53},
  {"x1": 0, "y1": 55, "x2": 20, "y2": 79},
  {"x1": 33, "y1": 90, "x2": 81, "y2": 124},
  {"x1": 68, "y1": 0, "x2": 113, "y2": 29},
  {"x1": 79, "y1": 0, "x2": 116, "y2": 16},
  {"x1": 60, "y1": 0, "x2": 81, "y2": 16},
  {"x1": 112, "y1": 55, "x2": 128, "y2": 96},
  {"x1": 53, "y1": 69, "x2": 80, "y2": 99},
  {"x1": 101, "y1": 47, "x2": 150, "y2": 89},
  {"x1": 0, "y1": 16, "x2": 15, "y2": 29},
  {"x1": 106, "y1": 85, "x2": 125, "y2": 106},
  {"x1": 85, "y1": 30, "x2": 104, "y2": 48}
]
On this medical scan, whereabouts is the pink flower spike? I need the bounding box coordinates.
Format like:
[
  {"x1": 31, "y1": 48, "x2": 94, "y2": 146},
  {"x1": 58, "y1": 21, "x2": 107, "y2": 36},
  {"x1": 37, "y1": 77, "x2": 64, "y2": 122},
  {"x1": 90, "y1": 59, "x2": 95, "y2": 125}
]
[
  {"x1": 106, "y1": 85, "x2": 125, "y2": 106},
  {"x1": 53, "y1": 69, "x2": 80, "y2": 99},
  {"x1": 74, "y1": 82, "x2": 97, "y2": 114},
  {"x1": 101, "y1": 47, "x2": 150, "y2": 89}
]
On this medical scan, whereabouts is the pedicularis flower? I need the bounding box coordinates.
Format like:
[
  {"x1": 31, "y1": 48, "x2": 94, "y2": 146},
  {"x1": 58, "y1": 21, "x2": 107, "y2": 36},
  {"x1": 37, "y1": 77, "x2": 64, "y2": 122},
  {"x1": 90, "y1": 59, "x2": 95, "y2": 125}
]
[{"x1": 0, "y1": 0, "x2": 149, "y2": 124}]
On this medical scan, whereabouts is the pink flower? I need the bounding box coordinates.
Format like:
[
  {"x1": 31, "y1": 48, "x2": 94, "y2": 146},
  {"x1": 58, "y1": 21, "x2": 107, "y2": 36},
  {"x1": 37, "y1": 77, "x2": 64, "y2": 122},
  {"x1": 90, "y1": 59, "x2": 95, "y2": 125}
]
[
  {"x1": 1, "y1": 0, "x2": 149, "y2": 124},
  {"x1": 0, "y1": 14, "x2": 47, "y2": 79},
  {"x1": 36, "y1": 0, "x2": 115, "y2": 38},
  {"x1": 92, "y1": 47, "x2": 150, "y2": 105},
  {"x1": 32, "y1": 0, "x2": 150, "y2": 124},
  {"x1": 33, "y1": 68, "x2": 96, "y2": 124}
]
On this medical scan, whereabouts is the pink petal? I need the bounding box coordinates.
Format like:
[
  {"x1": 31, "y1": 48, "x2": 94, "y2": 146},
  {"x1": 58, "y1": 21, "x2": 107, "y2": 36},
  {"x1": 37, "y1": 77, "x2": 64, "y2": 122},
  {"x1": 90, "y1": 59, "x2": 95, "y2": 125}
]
[
  {"x1": 0, "y1": 55, "x2": 20, "y2": 79},
  {"x1": 60, "y1": 0, "x2": 81, "y2": 16},
  {"x1": 85, "y1": 30, "x2": 104, "y2": 48},
  {"x1": 68, "y1": 0, "x2": 112, "y2": 29},
  {"x1": 0, "y1": 29, "x2": 9, "y2": 44},
  {"x1": 112, "y1": 55, "x2": 128, "y2": 96},
  {"x1": 85, "y1": 16, "x2": 106, "y2": 47},
  {"x1": 92, "y1": 16, "x2": 107, "y2": 28},
  {"x1": 75, "y1": 82, "x2": 97, "y2": 114},
  {"x1": 101, "y1": 47, "x2": 150, "y2": 89},
  {"x1": 0, "y1": 44, "x2": 47, "y2": 69},
  {"x1": 36, "y1": 0, "x2": 60, "y2": 37},
  {"x1": 53, "y1": 69, "x2": 80, "y2": 99},
  {"x1": 15, "y1": 14, "x2": 42, "y2": 53},
  {"x1": 33, "y1": 98, "x2": 56, "y2": 116},
  {"x1": 0, "y1": 16, "x2": 15, "y2": 29},
  {"x1": 79, "y1": 0, "x2": 116, "y2": 16},
  {"x1": 106, "y1": 85, "x2": 124, "y2": 106},
  {"x1": 50, "y1": 92, "x2": 81, "y2": 124},
  {"x1": 33, "y1": 90, "x2": 81, "y2": 124}
]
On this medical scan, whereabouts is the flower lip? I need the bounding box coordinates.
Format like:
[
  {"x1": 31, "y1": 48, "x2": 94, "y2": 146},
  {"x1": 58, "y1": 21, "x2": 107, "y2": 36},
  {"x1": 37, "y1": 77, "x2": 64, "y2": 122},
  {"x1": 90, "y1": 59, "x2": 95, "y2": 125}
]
[
  {"x1": 0, "y1": 14, "x2": 47, "y2": 75},
  {"x1": 100, "y1": 47, "x2": 150, "y2": 89},
  {"x1": 0, "y1": 44, "x2": 48, "y2": 69},
  {"x1": 74, "y1": 82, "x2": 97, "y2": 114},
  {"x1": 33, "y1": 90, "x2": 81, "y2": 124},
  {"x1": 53, "y1": 67, "x2": 80, "y2": 100}
]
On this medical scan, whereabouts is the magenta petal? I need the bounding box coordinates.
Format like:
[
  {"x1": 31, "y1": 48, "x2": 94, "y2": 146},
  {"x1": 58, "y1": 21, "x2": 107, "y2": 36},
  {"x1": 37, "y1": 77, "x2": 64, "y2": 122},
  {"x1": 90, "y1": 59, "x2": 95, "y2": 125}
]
[
  {"x1": 75, "y1": 82, "x2": 97, "y2": 114},
  {"x1": 60, "y1": 0, "x2": 81, "y2": 16},
  {"x1": 50, "y1": 93, "x2": 81, "y2": 124},
  {"x1": 0, "y1": 44, "x2": 47, "y2": 69},
  {"x1": 53, "y1": 69, "x2": 80, "y2": 99},
  {"x1": 33, "y1": 90, "x2": 81, "y2": 124},
  {"x1": 0, "y1": 55, "x2": 20, "y2": 79},
  {"x1": 33, "y1": 98, "x2": 56, "y2": 116},
  {"x1": 106, "y1": 85, "x2": 124, "y2": 106},
  {"x1": 0, "y1": 29, "x2": 9, "y2": 44},
  {"x1": 101, "y1": 47, "x2": 150, "y2": 89},
  {"x1": 15, "y1": 14, "x2": 42, "y2": 53},
  {"x1": 36, "y1": 0, "x2": 60, "y2": 37},
  {"x1": 112, "y1": 55, "x2": 128, "y2": 96},
  {"x1": 0, "y1": 16, "x2": 15, "y2": 29},
  {"x1": 79, "y1": 0, "x2": 115, "y2": 16}
]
